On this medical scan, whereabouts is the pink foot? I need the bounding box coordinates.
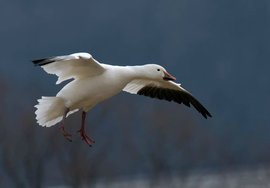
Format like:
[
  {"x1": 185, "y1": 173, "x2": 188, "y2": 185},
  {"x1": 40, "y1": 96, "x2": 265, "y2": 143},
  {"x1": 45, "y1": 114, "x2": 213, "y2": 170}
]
[
  {"x1": 59, "y1": 108, "x2": 72, "y2": 142},
  {"x1": 77, "y1": 128, "x2": 95, "y2": 146},
  {"x1": 60, "y1": 126, "x2": 72, "y2": 142}
]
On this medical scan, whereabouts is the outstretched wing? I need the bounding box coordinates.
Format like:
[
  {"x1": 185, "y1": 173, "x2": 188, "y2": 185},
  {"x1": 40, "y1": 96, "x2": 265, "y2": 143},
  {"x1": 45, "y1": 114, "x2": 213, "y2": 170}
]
[
  {"x1": 123, "y1": 79, "x2": 212, "y2": 118},
  {"x1": 33, "y1": 52, "x2": 106, "y2": 84}
]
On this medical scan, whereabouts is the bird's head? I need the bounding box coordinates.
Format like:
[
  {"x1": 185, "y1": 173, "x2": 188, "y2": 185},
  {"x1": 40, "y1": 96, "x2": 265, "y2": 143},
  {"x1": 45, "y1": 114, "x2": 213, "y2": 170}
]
[{"x1": 144, "y1": 64, "x2": 176, "y2": 81}]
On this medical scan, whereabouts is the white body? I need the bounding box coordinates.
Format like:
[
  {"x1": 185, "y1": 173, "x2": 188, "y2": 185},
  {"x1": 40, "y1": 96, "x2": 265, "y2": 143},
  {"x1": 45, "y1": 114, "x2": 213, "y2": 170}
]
[{"x1": 56, "y1": 65, "x2": 132, "y2": 111}]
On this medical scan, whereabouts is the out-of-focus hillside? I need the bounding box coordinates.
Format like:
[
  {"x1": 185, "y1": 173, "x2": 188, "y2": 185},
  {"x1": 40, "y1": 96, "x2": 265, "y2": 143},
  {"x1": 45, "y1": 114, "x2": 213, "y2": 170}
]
[{"x1": 94, "y1": 167, "x2": 270, "y2": 188}]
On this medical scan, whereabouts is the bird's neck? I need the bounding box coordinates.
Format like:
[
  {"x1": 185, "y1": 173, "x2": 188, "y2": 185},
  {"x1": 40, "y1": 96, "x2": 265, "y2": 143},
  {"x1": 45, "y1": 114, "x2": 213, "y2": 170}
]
[{"x1": 124, "y1": 65, "x2": 149, "y2": 80}]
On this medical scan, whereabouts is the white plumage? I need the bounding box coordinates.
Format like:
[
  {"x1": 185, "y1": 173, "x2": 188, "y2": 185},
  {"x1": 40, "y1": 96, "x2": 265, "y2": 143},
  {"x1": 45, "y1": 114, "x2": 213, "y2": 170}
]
[{"x1": 33, "y1": 52, "x2": 211, "y2": 146}]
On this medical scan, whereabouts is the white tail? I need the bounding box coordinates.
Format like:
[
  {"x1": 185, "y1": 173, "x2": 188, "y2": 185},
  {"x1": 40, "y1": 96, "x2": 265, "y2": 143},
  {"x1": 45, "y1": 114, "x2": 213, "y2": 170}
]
[{"x1": 35, "y1": 96, "x2": 78, "y2": 127}]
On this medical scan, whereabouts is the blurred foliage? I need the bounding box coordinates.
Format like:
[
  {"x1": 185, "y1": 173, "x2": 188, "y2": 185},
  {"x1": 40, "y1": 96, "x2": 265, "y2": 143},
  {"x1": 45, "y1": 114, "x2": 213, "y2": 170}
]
[{"x1": 0, "y1": 77, "x2": 270, "y2": 187}]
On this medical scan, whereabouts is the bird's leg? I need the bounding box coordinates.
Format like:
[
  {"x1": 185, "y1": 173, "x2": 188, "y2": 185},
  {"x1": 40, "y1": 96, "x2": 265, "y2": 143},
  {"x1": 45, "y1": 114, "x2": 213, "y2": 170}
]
[
  {"x1": 77, "y1": 111, "x2": 95, "y2": 146},
  {"x1": 59, "y1": 108, "x2": 72, "y2": 142}
]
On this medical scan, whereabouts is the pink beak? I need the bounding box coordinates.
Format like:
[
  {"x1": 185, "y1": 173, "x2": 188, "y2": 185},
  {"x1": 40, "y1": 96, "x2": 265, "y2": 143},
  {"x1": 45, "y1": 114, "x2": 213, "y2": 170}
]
[{"x1": 163, "y1": 71, "x2": 176, "y2": 81}]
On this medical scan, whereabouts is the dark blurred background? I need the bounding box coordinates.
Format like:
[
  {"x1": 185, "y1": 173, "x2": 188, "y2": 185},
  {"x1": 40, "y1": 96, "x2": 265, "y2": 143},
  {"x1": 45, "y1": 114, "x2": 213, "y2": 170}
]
[{"x1": 0, "y1": 0, "x2": 270, "y2": 187}]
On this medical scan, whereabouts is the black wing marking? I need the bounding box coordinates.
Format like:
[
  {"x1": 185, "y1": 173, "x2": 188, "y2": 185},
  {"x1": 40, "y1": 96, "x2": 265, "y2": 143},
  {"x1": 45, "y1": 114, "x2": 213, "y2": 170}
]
[
  {"x1": 137, "y1": 85, "x2": 212, "y2": 119},
  {"x1": 32, "y1": 56, "x2": 66, "y2": 66}
]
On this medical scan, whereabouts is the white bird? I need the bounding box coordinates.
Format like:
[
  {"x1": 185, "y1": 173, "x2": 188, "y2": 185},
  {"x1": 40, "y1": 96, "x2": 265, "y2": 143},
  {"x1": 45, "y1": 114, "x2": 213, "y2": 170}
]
[{"x1": 33, "y1": 52, "x2": 211, "y2": 146}]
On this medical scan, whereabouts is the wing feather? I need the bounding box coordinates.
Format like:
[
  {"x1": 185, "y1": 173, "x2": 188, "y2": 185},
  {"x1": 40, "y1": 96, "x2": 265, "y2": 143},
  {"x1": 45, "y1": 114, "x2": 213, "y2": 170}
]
[
  {"x1": 33, "y1": 52, "x2": 105, "y2": 84},
  {"x1": 123, "y1": 79, "x2": 212, "y2": 118}
]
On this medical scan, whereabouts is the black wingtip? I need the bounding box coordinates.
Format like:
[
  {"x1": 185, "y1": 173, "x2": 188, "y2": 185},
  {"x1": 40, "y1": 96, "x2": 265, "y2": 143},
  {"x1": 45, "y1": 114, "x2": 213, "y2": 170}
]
[
  {"x1": 32, "y1": 57, "x2": 56, "y2": 66},
  {"x1": 202, "y1": 110, "x2": 212, "y2": 119},
  {"x1": 32, "y1": 58, "x2": 45, "y2": 66},
  {"x1": 203, "y1": 114, "x2": 212, "y2": 119}
]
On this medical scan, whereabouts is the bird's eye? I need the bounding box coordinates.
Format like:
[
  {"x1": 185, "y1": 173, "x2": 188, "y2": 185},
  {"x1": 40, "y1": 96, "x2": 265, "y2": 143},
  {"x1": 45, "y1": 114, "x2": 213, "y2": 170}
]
[{"x1": 157, "y1": 69, "x2": 160, "y2": 71}]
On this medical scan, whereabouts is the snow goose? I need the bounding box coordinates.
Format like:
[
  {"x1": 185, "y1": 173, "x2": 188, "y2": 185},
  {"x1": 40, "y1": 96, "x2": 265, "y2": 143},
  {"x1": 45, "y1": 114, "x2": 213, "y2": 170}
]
[{"x1": 33, "y1": 52, "x2": 211, "y2": 146}]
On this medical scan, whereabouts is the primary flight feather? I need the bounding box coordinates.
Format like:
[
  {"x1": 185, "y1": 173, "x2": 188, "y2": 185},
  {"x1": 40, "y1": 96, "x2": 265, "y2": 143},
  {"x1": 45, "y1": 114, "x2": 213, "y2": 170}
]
[{"x1": 33, "y1": 52, "x2": 212, "y2": 146}]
